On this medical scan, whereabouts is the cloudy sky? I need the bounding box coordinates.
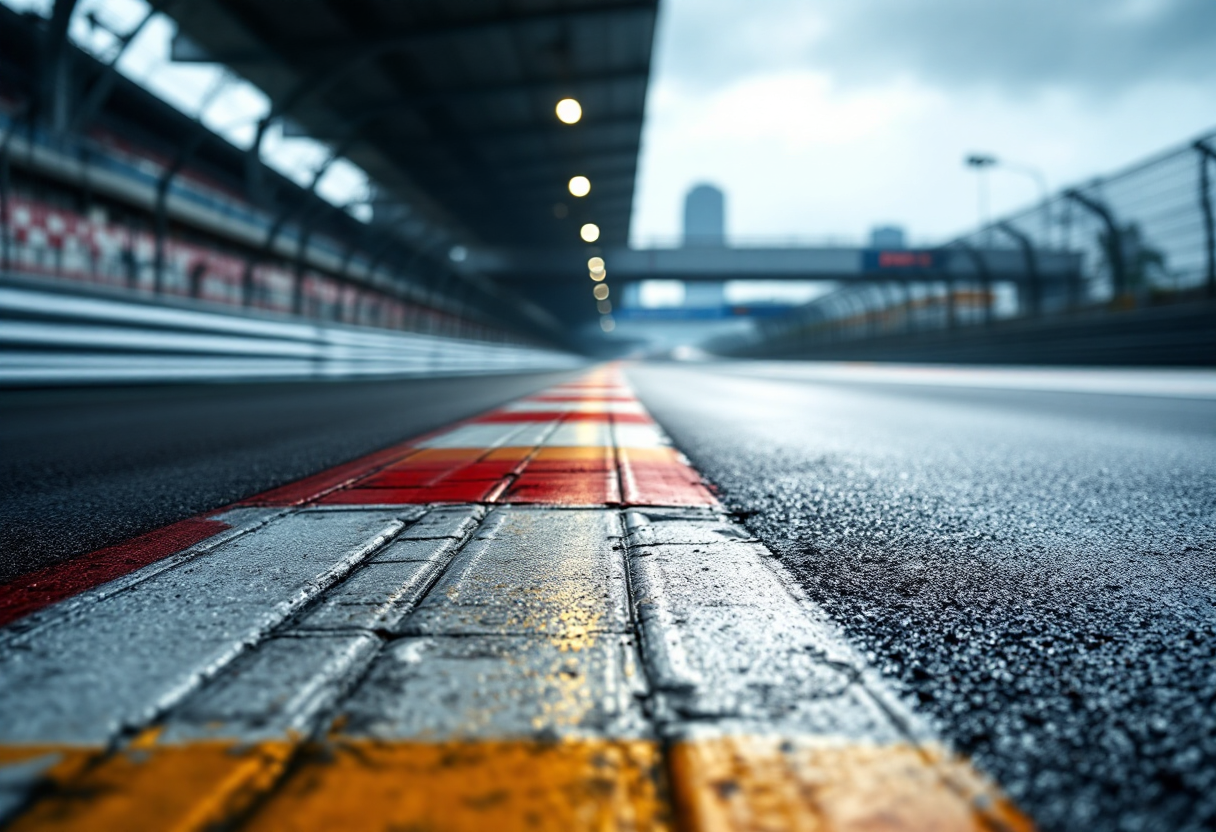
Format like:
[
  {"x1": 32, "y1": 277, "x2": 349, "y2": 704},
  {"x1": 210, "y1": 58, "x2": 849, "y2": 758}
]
[{"x1": 629, "y1": 0, "x2": 1216, "y2": 246}]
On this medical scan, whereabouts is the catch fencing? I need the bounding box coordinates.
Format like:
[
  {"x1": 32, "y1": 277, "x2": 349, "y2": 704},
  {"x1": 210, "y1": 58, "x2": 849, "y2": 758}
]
[{"x1": 732, "y1": 130, "x2": 1216, "y2": 357}]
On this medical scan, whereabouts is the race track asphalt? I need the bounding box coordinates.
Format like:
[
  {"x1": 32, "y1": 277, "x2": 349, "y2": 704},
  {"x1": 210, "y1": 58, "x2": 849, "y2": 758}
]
[
  {"x1": 628, "y1": 361, "x2": 1216, "y2": 832},
  {"x1": 0, "y1": 371, "x2": 577, "y2": 584},
  {"x1": 4, "y1": 361, "x2": 1214, "y2": 831}
]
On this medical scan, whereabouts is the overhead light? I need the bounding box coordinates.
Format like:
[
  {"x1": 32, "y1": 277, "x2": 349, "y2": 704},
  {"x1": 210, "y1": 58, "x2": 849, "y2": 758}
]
[
  {"x1": 568, "y1": 175, "x2": 591, "y2": 197},
  {"x1": 580, "y1": 223, "x2": 600, "y2": 243},
  {"x1": 593, "y1": 283, "x2": 609, "y2": 300},
  {"x1": 587, "y1": 256, "x2": 605, "y2": 271},
  {"x1": 590, "y1": 269, "x2": 605, "y2": 282},
  {"x1": 555, "y1": 98, "x2": 582, "y2": 124},
  {"x1": 600, "y1": 315, "x2": 615, "y2": 333}
]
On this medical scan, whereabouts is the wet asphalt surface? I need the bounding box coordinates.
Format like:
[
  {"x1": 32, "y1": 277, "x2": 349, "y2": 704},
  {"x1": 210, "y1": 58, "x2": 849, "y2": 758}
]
[
  {"x1": 629, "y1": 362, "x2": 1216, "y2": 832},
  {"x1": 0, "y1": 371, "x2": 576, "y2": 584}
]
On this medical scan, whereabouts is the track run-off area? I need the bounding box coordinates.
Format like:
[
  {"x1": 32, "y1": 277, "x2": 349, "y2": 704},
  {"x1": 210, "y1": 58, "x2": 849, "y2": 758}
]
[{"x1": 2, "y1": 360, "x2": 1214, "y2": 830}]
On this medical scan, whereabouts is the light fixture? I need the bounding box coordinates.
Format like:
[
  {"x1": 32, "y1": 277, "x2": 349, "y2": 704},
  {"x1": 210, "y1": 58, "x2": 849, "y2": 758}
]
[
  {"x1": 587, "y1": 256, "x2": 604, "y2": 271},
  {"x1": 580, "y1": 223, "x2": 600, "y2": 243},
  {"x1": 597, "y1": 299, "x2": 612, "y2": 314},
  {"x1": 555, "y1": 98, "x2": 582, "y2": 124},
  {"x1": 593, "y1": 283, "x2": 609, "y2": 300},
  {"x1": 568, "y1": 175, "x2": 591, "y2": 197},
  {"x1": 600, "y1": 315, "x2": 615, "y2": 333},
  {"x1": 590, "y1": 269, "x2": 605, "y2": 282}
]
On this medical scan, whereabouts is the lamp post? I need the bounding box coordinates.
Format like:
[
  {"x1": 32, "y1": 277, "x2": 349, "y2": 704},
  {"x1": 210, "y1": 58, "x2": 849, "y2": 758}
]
[
  {"x1": 966, "y1": 154, "x2": 1052, "y2": 247},
  {"x1": 965, "y1": 154, "x2": 996, "y2": 247}
]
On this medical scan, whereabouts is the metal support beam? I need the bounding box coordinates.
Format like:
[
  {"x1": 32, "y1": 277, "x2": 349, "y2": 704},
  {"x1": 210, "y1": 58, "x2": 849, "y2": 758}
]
[
  {"x1": 43, "y1": 0, "x2": 80, "y2": 136},
  {"x1": 173, "y1": 1, "x2": 655, "y2": 65},
  {"x1": 944, "y1": 276, "x2": 958, "y2": 330},
  {"x1": 153, "y1": 132, "x2": 209, "y2": 293},
  {"x1": 1066, "y1": 188, "x2": 1126, "y2": 299},
  {"x1": 280, "y1": 92, "x2": 646, "y2": 139},
  {"x1": 242, "y1": 145, "x2": 350, "y2": 305},
  {"x1": 0, "y1": 142, "x2": 9, "y2": 274},
  {"x1": 0, "y1": 103, "x2": 28, "y2": 274},
  {"x1": 68, "y1": 3, "x2": 162, "y2": 135},
  {"x1": 953, "y1": 242, "x2": 994, "y2": 327},
  {"x1": 1196, "y1": 140, "x2": 1216, "y2": 299},
  {"x1": 997, "y1": 222, "x2": 1041, "y2": 317}
]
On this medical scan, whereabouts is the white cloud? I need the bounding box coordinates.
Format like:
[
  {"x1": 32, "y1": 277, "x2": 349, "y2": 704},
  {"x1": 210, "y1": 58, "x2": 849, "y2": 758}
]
[{"x1": 631, "y1": 0, "x2": 1216, "y2": 246}]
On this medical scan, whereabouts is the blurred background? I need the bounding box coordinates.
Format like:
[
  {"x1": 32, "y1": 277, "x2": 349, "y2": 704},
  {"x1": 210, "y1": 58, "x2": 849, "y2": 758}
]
[
  {"x1": 1, "y1": 0, "x2": 1214, "y2": 374},
  {"x1": 3, "y1": 8, "x2": 1214, "y2": 831}
]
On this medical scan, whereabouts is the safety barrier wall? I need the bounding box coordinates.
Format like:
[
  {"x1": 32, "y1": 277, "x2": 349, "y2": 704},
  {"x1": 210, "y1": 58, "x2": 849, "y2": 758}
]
[{"x1": 0, "y1": 276, "x2": 582, "y2": 386}]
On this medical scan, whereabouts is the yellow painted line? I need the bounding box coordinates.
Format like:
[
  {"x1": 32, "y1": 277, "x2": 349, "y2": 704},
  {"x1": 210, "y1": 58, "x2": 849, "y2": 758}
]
[
  {"x1": 245, "y1": 739, "x2": 670, "y2": 832},
  {"x1": 2, "y1": 739, "x2": 670, "y2": 832},
  {"x1": 618, "y1": 446, "x2": 683, "y2": 463},
  {"x1": 2, "y1": 737, "x2": 1033, "y2": 832},
  {"x1": 401, "y1": 448, "x2": 487, "y2": 464},
  {"x1": 531, "y1": 445, "x2": 618, "y2": 461},
  {"x1": 669, "y1": 737, "x2": 1035, "y2": 832},
  {"x1": 482, "y1": 445, "x2": 537, "y2": 461},
  {"x1": 2, "y1": 740, "x2": 293, "y2": 832}
]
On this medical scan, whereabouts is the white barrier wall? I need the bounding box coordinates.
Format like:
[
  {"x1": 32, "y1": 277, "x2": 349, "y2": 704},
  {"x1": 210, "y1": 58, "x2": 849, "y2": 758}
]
[{"x1": 0, "y1": 279, "x2": 582, "y2": 385}]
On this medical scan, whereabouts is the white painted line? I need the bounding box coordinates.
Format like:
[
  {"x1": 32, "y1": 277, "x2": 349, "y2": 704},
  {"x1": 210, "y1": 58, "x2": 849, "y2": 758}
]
[{"x1": 736, "y1": 361, "x2": 1216, "y2": 399}]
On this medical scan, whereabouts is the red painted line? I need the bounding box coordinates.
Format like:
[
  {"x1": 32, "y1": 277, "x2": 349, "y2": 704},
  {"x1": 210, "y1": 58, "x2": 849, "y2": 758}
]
[
  {"x1": 526, "y1": 395, "x2": 637, "y2": 403},
  {"x1": 2, "y1": 369, "x2": 720, "y2": 628},
  {"x1": 239, "y1": 445, "x2": 417, "y2": 506},
  {"x1": 503, "y1": 472, "x2": 622, "y2": 505},
  {"x1": 317, "y1": 480, "x2": 504, "y2": 505},
  {"x1": 471, "y1": 412, "x2": 653, "y2": 424},
  {"x1": 441, "y1": 461, "x2": 523, "y2": 481},
  {"x1": 523, "y1": 459, "x2": 616, "y2": 473},
  {"x1": 0, "y1": 517, "x2": 231, "y2": 628},
  {"x1": 619, "y1": 459, "x2": 717, "y2": 507},
  {"x1": 356, "y1": 469, "x2": 449, "y2": 488}
]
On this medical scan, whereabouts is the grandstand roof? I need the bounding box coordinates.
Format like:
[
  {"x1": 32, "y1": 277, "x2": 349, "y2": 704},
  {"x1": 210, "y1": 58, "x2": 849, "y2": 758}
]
[{"x1": 169, "y1": 0, "x2": 659, "y2": 251}]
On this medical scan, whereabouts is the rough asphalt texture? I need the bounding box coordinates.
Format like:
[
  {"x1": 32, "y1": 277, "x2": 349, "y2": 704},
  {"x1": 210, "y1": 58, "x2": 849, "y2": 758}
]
[
  {"x1": 0, "y1": 371, "x2": 576, "y2": 584},
  {"x1": 629, "y1": 363, "x2": 1216, "y2": 832}
]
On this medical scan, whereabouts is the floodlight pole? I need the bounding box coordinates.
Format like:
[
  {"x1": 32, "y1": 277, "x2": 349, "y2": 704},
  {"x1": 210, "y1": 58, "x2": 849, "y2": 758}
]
[{"x1": 965, "y1": 154, "x2": 995, "y2": 247}]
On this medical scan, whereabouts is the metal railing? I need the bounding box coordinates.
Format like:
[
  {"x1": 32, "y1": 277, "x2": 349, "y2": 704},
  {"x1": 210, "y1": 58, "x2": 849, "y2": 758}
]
[{"x1": 0, "y1": 275, "x2": 581, "y2": 385}]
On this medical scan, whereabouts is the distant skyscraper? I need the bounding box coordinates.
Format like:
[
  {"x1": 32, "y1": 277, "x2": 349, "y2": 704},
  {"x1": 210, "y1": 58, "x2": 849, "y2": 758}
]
[
  {"x1": 683, "y1": 184, "x2": 726, "y2": 247},
  {"x1": 869, "y1": 225, "x2": 906, "y2": 249}
]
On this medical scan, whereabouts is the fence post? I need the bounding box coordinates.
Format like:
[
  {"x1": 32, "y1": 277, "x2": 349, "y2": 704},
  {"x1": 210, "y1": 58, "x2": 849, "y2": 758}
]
[
  {"x1": 945, "y1": 276, "x2": 958, "y2": 330},
  {"x1": 997, "y1": 222, "x2": 1041, "y2": 317},
  {"x1": 0, "y1": 132, "x2": 11, "y2": 275},
  {"x1": 1065, "y1": 188, "x2": 1126, "y2": 300},
  {"x1": 1196, "y1": 140, "x2": 1216, "y2": 299},
  {"x1": 952, "y1": 242, "x2": 993, "y2": 327}
]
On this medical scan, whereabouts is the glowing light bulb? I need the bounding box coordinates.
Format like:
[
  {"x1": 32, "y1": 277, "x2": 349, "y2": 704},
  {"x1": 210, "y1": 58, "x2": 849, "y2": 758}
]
[
  {"x1": 587, "y1": 257, "x2": 605, "y2": 271},
  {"x1": 580, "y1": 223, "x2": 600, "y2": 243},
  {"x1": 568, "y1": 176, "x2": 590, "y2": 197},
  {"x1": 593, "y1": 283, "x2": 609, "y2": 300},
  {"x1": 600, "y1": 315, "x2": 615, "y2": 333},
  {"x1": 555, "y1": 98, "x2": 582, "y2": 124}
]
